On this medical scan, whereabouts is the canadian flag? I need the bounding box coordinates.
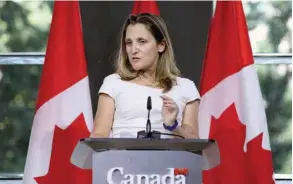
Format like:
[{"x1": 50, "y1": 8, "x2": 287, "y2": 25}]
[
  {"x1": 23, "y1": 1, "x2": 93, "y2": 184},
  {"x1": 132, "y1": 0, "x2": 160, "y2": 15},
  {"x1": 199, "y1": 1, "x2": 275, "y2": 184}
]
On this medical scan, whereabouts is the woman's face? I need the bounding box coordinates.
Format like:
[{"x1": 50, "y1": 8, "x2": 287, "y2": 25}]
[{"x1": 125, "y1": 23, "x2": 165, "y2": 72}]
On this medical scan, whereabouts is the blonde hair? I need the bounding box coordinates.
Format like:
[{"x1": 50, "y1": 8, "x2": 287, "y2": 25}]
[{"x1": 115, "y1": 13, "x2": 180, "y2": 92}]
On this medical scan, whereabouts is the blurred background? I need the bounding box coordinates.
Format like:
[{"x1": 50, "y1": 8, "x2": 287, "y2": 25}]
[{"x1": 0, "y1": 0, "x2": 291, "y2": 176}]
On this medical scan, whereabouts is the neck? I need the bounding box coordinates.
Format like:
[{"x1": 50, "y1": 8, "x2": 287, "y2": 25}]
[
  {"x1": 141, "y1": 59, "x2": 158, "y2": 82},
  {"x1": 138, "y1": 69, "x2": 158, "y2": 87},
  {"x1": 141, "y1": 69, "x2": 156, "y2": 82}
]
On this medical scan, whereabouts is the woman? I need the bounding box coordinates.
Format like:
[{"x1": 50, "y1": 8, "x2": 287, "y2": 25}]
[{"x1": 90, "y1": 13, "x2": 200, "y2": 139}]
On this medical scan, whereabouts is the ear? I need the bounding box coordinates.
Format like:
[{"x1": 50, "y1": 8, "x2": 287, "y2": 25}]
[{"x1": 158, "y1": 40, "x2": 166, "y2": 53}]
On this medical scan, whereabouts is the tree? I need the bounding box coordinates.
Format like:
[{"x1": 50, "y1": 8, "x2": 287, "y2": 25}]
[
  {"x1": 0, "y1": 1, "x2": 51, "y2": 171},
  {"x1": 245, "y1": 1, "x2": 292, "y2": 173}
]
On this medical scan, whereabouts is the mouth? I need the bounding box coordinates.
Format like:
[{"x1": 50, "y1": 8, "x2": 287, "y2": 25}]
[{"x1": 132, "y1": 57, "x2": 140, "y2": 61}]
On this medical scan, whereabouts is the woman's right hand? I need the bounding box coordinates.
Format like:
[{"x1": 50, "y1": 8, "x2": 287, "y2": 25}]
[{"x1": 160, "y1": 95, "x2": 179, "y2": 125}]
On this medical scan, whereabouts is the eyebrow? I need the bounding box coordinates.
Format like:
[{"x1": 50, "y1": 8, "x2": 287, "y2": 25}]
[
  {"x1": 137, "y1": 37, "x2": 147, "y2": 40},
  {"x1": 125, "y1": 37, "x2": 147, "y2": 41}
]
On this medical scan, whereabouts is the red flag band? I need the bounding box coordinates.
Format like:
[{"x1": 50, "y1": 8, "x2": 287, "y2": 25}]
[
  {"x1": 132, "y1": 0, "x2": 160, "y2": 15},
  {"x1": 23, "y1": 1, "x2": 93, "y2": 184},
  {"x1": 199, "y1": 1, "x2": 275, "y2": 184}
]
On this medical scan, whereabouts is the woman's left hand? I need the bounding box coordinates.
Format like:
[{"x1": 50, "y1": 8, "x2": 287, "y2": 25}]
[{"x1": 160, "y1": 95, "x2": 179, "y2": 125}]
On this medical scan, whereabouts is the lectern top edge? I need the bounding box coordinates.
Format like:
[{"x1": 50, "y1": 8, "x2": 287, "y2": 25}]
[
  {"x1": 79, "y1": 137, "x2": 216, "y2": 154},
  {"x1": 81, "y1": 137, "x2": 215, "y2": 143}
]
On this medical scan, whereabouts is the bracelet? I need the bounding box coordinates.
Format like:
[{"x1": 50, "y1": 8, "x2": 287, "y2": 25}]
[{"x1": 163, "y1": 120, "x2": 178, "y2": 131}]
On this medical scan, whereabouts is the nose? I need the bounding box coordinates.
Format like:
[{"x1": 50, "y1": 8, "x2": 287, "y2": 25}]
[{"x1": 131, "y1": 43, "x2": 139, "y2": 54}]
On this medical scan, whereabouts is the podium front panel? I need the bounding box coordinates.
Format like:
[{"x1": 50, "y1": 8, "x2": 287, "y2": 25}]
[{"x1": 93, "y1": 150, "x2": 203, "y2": 184}]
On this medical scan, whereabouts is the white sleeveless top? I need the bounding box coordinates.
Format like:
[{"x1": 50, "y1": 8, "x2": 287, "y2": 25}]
[{"x1": 99, "y1": 73, "x2": 200, "y2": 138}]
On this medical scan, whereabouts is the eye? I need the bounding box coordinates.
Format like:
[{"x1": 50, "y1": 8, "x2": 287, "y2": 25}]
[
  {"x1": 138, "y1": 39, "x2": 147, "y2": 44},
  {"x1": 125, "y1": 40, "x2": 132, "y2": 45}
]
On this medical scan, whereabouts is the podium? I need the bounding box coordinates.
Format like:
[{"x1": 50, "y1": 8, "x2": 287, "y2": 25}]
[{"x1": 71, "y1": 138, "x2": 220, "y2": 184}]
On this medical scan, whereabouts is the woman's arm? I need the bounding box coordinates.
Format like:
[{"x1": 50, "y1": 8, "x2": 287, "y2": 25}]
[
  {"x1": 90, "y1": 93, "x2": 115, "y2": 138},
  {"x1": 173, "y1": 100, "x2": 199, "y2": 139}
]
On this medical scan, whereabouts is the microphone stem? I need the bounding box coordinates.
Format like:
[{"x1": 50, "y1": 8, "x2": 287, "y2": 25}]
[{"x1": 146, "y1": 109, "x2": 151, "y2": 137}]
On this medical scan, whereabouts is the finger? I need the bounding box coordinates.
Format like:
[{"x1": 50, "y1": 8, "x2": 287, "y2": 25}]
[
  {"x1": 163, "y1": 101, "x2": 174, "y2": 106},
  {"x1": 163, "y1": 100, "x2": 173, "y2": 104},
  {"x1": 162, "y1": 98, "x2": 175, "y2": 104},
  {"x1": 166, "y1": 105, "x2": 174, "y2": 109},
  {"x1": 164, "y1": 104, "x2": 177, "y2": 109},
  {"x1": 163, "y1": 102, "x2": 168, "y2": 106},
  {"x1": 160, "y1": 95, "x2": 174, "y2": 101},
  {"x1": 160, "y1": 95, "x2": 168, "y2": 99}
]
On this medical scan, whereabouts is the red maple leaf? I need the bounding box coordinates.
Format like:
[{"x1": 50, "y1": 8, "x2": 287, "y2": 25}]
[
  {"x1": 35, "y1": 113, "x2": 92, "y2": 184},
  {"x1": 203, "y1": 103, "x2": 274, "y2": 184}
]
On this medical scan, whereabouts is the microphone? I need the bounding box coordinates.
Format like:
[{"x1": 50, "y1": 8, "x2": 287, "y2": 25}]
[
  {"x1": 146, "y1": 96, "x2": 152, "y2": 137},
  {"x1": 137, "y1": 96, "x2": 184, "y2": 139},
  {"x1": 147, "y1": 96, "x2": 152, "y2": 110},
  {"x1": 137, "y1": 96, "x2": 161, "y2": 139}
]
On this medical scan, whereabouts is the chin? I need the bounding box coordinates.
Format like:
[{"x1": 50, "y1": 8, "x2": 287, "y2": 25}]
[{"x1": 131, "y1": 63, "x2": 144, "y2": 71}]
